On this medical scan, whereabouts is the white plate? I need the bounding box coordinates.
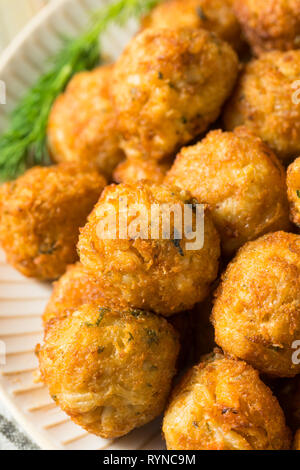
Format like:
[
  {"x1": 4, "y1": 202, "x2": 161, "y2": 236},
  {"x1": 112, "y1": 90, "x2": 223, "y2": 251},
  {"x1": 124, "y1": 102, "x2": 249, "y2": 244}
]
[{"x1": 0, "y1": 0, "x2": 165, "y2": 450}]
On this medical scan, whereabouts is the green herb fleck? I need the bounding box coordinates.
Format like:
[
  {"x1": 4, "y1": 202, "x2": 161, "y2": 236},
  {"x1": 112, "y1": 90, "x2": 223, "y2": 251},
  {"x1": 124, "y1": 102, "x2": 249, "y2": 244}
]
[
  {"x1": 172, "y1": 238, "x2": 184, "y2": 256},
  {"x1": 128, "y1": 332, "x2": 134, "y2": 342},
  {"x1": 38, "y1": 242, "x2": 56, "y2": 255},
  {"x1": 0, "y1": 0, "x2": 161, "y2": 181},
  {"x1": 196, "y1": 6, "x2": 207, "y2": 21},
  {"x1": 130, "y1": 309, "x2": 145, "y2": 318},
  {"x1": 181, "y1": 116, "x2": 187, "y2": 124},
  {"x1": 145, "y1": 329, "x2": 159, "y2": 345},
  {"x1": 96, "y1": 307, "x2": 109, "y2": 326},
  {"x1": 297, "y1": 190, "x2": 300, "y2": 199},
  {"x1": 158, "y1": 71, "x2": 164, "y2": 79},
  {"x1": 222, "y1": 408, "x2": 238, "y2": 415},
  {"x1": 97, "y1": 346, "x2": 105, "y2": 354}
]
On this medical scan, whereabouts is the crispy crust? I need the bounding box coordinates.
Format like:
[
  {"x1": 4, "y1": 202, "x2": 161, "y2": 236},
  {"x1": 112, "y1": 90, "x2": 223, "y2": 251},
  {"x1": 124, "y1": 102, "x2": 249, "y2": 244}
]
[
  {"x1": 0, "y1": 163, "x2": 106, "y2": 280},
  {"x1": 212, "y1": 232, "x2": 300, "y2": 377},
  {"x1": 224, "y1": 51, "x2": 300, "y2": 162},
  {"x1": 78, "y1": 181, "x2": 220, "y2": 316},
  {"x1": 43, "y1": 263, "x2": 108, "y2": 324},
  {"x1": 48, "y1": 65, "x2": 124, "y2": 180},
  {"x1": 233, "y1": 0, "x2": 300, "y2": 56},
  {"x1": 165, "y1": 126, "x2": 290, "y2": 256},
  {"x1": 163, "y1": 351, "x2": 291, "y2": 450},
  {"x1": 112, "y1": 27, "x2": 238, "y2": 161},
  {"x1": 142, "y1": 0, "x2": 243, "y2": 51},
  {"x1": 113, "y1": 158, "x2": 171, "y2": 184},
  {"x1": 38, "y1": 302, "x2": 180, "y2": 438}
]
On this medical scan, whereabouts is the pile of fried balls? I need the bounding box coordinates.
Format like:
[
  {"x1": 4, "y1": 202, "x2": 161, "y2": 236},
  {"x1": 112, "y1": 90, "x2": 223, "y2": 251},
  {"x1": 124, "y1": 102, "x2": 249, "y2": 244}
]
[{"x1": 3, "y1": 0, "x2": 300, "y2": 450}]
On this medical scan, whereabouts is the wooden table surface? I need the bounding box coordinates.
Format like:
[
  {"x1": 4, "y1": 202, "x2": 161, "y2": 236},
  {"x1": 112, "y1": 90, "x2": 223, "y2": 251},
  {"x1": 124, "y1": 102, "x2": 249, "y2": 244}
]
[{"x1": 0, "y1": 0, "x2": 50, "y2": 52}]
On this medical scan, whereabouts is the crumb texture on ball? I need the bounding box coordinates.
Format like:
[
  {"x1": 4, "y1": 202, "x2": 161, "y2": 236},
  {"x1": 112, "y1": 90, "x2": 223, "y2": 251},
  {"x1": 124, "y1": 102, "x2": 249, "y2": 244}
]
[
  {"x1": 233, "y1": 0, "x2": 300, "y2": 55},
  {"x1": 112, "y1": 27, "x2": 238, "y2": 161},
  {"x1": 287, "y1": 157, "x2": 300, "y2": 227},
  {"x1": 142, "y1": 0, "x2": 243, "y2": 51},
  {"x1": 48, "y1": 65, "x2": 124, "y2": 179},
  {"x1": 43, "y1": 263, "x2": 107, "y2": 324},
  {"x1": 38, "y1": 302, "x2": 180, "y2": 438},
  {"x1": 0, "y1": 163, "x2": 106, "y2": 280},
  {"x1": 78, "y1": 181, "x2": 220, "y2": 316},
  {"x1": 113, "y1": 159, "x2": 170, "y2": 185},
  {"x1": 224, "y1": 50, "x2": 300, "y2": 162},
  {"x1": 212, "y1": 232, "x2": 300, "y2": 377},
  {"x1": 165, "y1": 126, "x2": 290, "y2": 255},
  {"x1": 163, "y1": 352, "x2": 291, "y2": 450}
]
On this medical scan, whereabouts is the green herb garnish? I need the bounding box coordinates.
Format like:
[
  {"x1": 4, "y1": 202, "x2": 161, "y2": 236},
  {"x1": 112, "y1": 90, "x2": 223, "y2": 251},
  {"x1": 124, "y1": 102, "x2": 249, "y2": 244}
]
[
  {"x1": 196, "y1": 6, "x2": 207, "y2": 21},
  {"x1": 96, "y1": 307, "x2": 110, "y2": 326},
  {"x1": 97, "y1": 346, "x2": 105, "y2": 354},
  {"x1": 297, "y1": 190, "x2": 300, "y2": 199},
  {"x1": 128, "y1": 332, "x2": 134, "y2": 342},
  {"x1": 0, "y1": 0, "x2": 161, "y2": 181},
  {"x1": 145, "y1": 329, "x2": 159, "y2": 345},
  {"x1": 130, "y1": 308, "x2": 145, "y2": 317}
]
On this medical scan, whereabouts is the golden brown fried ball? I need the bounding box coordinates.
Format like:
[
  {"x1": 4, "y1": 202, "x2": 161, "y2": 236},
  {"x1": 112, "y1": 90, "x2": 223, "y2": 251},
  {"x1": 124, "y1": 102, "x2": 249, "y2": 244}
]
[
  {"x1": 48, "y1": 65, "x2": 124, "y2": 180},
  {"x1": 113, "y1": 158, "x2": 171, "y2": 184},
  {"x1": 294, "y1": 429, "x2": 300, "y2": 449},
  {"x1": 287, "y1": 157, "x2": 300, "y2": 227},
  {"x1": 233, "y1": 0, "x2": 300, "y2": 56},
  {"x1": 38, "y1": 302, "x2": 180, "y2": 438},
  {"x1": 224, "y1": 51, "x2": 300, "y2": 162},
  {"x1": 78, "y1": 181, "x2": 220, "y2": 316},
  {"x1": 163, "y1": 351, "x2": 291, "y2": 450},
  {"x1": 44, "y1": 262, "x2": 196, "y2": 369},
  {"x1": 142, "y1": 0, "x2": 243, "y2": 51},
  {"x1": 165, "y1": 126, "x2": 290, "y2": 256},
  {"x1": 112, "y1": 28, "x2": 239, "y2": 161},
  {"x1": 43, "y1": 263, "x2": 107, "y2": 324},
  {"x1": 0, "y1": 163, "x2": 106, "y2": 281},
  {"x1": 212, "y1": 232, "x2": 300, "y2": 377}
]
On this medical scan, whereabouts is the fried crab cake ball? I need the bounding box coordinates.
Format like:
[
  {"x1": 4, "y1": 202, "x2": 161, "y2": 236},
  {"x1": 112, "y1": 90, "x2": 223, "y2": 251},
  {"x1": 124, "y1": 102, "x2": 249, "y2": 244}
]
[
  {"x1": 78, "y1": 181, "x2": 220, "y2": 316},
  {"x1": 233, "y1": 0, "x2": 300, "y2": 56},
  {"x1": 287, "y1": 157, "x2": 300, "y2": 227},
  {"x1": 212, "y1": 232, "x2": 300, "y2": 377},
  {"x1": 112, "y1": 28, "x2": 239, "y2": 161},
  {"x1": 48, "y1": 65, "x2": 124, "y2": 180},
  {"x1": 163, "y1": 351, "x2": 291, "y2": 450},
  {"x1": 43, "y1": 263, "x2": 192, "y2": 369},
  {"x1": 0, "y1": 163, "x2": 106, "y2": 281},
  {"x1": 38, "y1": 302, "x2": 180, "y2": 438},
  {"x1": 224, "y1": 50, "x2": 300, "y2": 162},
  {"x1": 142, "y1": 0, "x2": 243, "y2": 51},
  {"x1": 113, "y1": 158, "x2": 171, "y2": 184},
  {"x1": 165, "y1": 126, "x2": 290, "y2": 256},
  {"x1": 43, "y1": 263, "x2": 107, "y2": 324}
]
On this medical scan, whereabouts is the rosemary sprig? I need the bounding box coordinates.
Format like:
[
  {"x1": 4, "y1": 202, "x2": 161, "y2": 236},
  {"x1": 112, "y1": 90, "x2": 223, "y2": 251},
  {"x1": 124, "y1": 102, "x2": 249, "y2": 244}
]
[{"x1": 0, "y1": 0, "x2": 161, "y2": 181}]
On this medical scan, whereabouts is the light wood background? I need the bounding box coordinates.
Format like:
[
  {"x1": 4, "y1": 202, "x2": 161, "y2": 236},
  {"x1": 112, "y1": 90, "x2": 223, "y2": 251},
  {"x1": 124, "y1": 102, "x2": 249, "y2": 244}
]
[{"x1": 0, "y1": 0, "x2": 50, "y2": 52}]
